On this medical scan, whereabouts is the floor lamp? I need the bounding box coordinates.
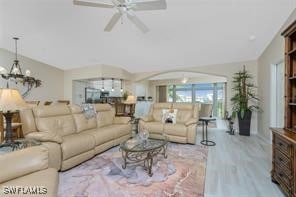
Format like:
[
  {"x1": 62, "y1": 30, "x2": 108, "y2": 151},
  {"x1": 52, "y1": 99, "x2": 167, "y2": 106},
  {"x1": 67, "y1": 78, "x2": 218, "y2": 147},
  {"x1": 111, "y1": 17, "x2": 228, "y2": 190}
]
[{"x1": 0, "y1": 88, "x2": 26, "y2": 147}]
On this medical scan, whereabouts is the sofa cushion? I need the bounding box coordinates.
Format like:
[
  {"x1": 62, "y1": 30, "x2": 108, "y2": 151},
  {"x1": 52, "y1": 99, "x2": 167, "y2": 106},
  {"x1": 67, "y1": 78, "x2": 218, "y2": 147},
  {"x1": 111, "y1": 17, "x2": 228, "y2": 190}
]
[
  {"x1": 96, "y1": 111, "x2": 115, "y2": 128},
  {"x1": 176, "y1": 110, "x2": 192, "y2": 123},
  {"x1": 164, "y1": 123, "x2": 187, "y2": 137},
  {"x1": 70, "y1": 105, "x2": 97, "y2": 132},
  {"x1": 152, "y1": 103, "x2": 171, "y2": 122},
  {"x1": 20, "y1": 108, "x2": 37, "y2": 135},
  {"x1": 35, "y1": 115, "x2": 76, "y2": 137},
  {"x1": 172, "y1": 103, "x2": 194, "y2": 123},
  {"x1": 0, "y1": 146, "x2": 48, "y2": 183},
  {"x1": 0, "y1": 168, "x2": 58, "y2": 197},
  {"x1": 61, "y1": 133, "x2": 95, "y2": 160},
  {"x1": 94, "y1": 103, "x2": 115, "y2": 127},
  {"x1": 73, "y1": 113, "x2": 97, "y2": 132},
  {"x1": 33, "y1": 106, "x2": 76, "y2": 136},
  {"x1": 172, "y1": 103, "x2": 193, "y2": 110},
  {"x1": 33, "y1": 105, "x2": 71, "y2": 117},
  {"x1": 152, "y1": 109, "x2": 164, "y2": 122},
  {"x1": 114, "y1": 124, "x2": 132, "y2": 138},
  {"x1": 94, "y1": 104, "x2": 112, "y2": 112},
  {"x1": 83, "y1": 127, "x2": 116, "y2": 146},
  {"x1": 153, "y1": 103, "x2": 172, "y2": 109},
  {"x1": 143, "y1": 122, "x2": 164, "y2": 134}
]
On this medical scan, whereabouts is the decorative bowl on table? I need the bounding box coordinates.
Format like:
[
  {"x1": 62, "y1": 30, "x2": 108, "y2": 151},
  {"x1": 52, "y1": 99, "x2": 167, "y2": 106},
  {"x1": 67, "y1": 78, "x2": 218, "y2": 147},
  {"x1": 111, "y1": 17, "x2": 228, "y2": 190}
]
[{"x1": 138, "y1": 127, "x2": 149, "y2": 142}]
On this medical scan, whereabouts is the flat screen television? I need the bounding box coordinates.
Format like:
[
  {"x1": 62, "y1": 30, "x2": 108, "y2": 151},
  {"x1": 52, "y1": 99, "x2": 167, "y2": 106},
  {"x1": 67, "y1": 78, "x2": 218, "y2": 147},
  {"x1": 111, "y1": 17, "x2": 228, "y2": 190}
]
[{"x1": 85, "y1": 88, "x2": 100, "y2": 103}]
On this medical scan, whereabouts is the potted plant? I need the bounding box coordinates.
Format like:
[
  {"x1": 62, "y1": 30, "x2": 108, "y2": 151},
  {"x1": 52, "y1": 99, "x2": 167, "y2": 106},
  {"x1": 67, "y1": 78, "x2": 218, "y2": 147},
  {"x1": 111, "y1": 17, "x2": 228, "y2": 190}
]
[
  {"x1": 231, "y1": 65, "x2": 260, "y2": 136},
  {"x1": 123, "y1": 91, "x2": 129, "y2": 101}
]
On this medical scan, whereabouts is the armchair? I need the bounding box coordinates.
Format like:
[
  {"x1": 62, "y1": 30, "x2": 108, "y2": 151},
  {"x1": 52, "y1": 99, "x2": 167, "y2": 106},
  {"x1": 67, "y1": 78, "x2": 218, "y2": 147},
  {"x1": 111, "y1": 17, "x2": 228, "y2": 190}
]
[{"x1": 139, "y1": 103, "x2": 200, "y2": 144}]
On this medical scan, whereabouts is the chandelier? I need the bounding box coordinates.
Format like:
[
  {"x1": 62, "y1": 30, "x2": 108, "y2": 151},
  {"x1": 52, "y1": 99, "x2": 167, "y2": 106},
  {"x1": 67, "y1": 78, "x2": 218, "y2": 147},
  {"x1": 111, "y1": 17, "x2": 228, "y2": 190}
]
[{"x1": 0, "y1": 37, "x2": 42, "y2": 97}]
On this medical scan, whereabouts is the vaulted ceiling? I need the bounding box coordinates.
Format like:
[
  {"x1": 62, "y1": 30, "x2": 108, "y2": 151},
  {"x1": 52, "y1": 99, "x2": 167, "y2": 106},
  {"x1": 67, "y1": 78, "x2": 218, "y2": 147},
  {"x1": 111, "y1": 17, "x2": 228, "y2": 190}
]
[{"x1": 0, "y1": 0, "x2": 295, "y2": 73}]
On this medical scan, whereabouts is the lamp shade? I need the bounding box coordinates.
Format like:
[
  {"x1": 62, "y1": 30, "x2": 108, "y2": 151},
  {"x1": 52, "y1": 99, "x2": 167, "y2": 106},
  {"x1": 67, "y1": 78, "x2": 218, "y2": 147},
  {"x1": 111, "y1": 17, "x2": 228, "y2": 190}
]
[
  {"x1": 0, "y1": 89, "x2": 27, "y2": 112},
  {"x1": 124, "y1": 95, "x2": 137, "y2": 104}
]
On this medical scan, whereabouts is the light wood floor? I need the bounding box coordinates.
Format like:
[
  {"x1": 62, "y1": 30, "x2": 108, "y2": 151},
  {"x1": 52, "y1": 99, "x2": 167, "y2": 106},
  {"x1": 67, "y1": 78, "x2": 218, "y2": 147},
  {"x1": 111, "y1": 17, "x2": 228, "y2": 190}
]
[{"x1": 196, "y1": 127, "x2": 285, "y2": 197}]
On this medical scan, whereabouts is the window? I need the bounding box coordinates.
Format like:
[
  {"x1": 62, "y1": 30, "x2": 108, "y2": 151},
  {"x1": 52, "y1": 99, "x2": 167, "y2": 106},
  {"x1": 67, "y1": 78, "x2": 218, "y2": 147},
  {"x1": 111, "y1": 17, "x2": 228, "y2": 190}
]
[
  {"x1": 167, "y1": 85, "x2": 174, "y2": 102},
  {"x1": 162, "y1": 82, "x2": 226, "y2": 117},
  {"x1": 194, "y1": 83, "x2": 214, "y2": 103},
  {"x1": 175, "y1": 84, "x2": 192, "y2": 103},
  {"x1": 216, "y1": 83, "x2": 225, "y2": 117}
]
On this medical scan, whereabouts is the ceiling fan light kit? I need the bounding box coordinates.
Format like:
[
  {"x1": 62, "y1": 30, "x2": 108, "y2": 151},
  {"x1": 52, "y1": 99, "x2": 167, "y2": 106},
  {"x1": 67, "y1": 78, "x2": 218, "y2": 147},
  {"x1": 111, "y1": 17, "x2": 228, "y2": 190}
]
[{"x1": 73, "y1": 0, "x2": 167, "y2": 33}]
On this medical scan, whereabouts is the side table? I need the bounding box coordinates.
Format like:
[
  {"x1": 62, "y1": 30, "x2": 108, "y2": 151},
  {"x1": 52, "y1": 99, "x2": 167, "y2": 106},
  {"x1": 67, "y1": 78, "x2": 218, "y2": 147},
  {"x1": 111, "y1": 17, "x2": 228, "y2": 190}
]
[{"x1": 199, "y1": 117, "x2": 216, "y2": 146}]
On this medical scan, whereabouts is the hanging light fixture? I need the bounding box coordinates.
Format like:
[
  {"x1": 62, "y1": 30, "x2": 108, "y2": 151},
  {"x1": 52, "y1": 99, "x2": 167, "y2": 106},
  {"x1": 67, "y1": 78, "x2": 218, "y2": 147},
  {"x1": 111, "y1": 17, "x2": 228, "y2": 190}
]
[
  {"x1": 0, "y1": 37, "x2": 41, "y2": 97},
  {"x1": 120, "y1": 79, "x2": 123, "y2": 92},
  {"x1": 181, "y1": 74, "x2": 188, "y2": 84},
  {"x1": 111, "y1": 78, "x2": 114, "y2": 92},
  {"x1": 101, "y1": 78, "x2": 105, "y2": 91}
]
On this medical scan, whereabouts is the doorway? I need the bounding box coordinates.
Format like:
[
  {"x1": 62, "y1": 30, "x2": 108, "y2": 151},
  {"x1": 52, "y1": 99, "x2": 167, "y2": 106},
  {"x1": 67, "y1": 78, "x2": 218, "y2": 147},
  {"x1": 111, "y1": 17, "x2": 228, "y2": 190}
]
[{"x1": 270, "y1": 62, "x2": 285, "y2": 128}]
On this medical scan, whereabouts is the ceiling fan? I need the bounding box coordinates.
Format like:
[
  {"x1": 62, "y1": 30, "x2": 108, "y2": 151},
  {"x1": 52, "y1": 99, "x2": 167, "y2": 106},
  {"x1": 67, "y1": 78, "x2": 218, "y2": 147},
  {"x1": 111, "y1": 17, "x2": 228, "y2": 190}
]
[{"x1": 73, "y1": 0, "x2": 167, "y2": 33}]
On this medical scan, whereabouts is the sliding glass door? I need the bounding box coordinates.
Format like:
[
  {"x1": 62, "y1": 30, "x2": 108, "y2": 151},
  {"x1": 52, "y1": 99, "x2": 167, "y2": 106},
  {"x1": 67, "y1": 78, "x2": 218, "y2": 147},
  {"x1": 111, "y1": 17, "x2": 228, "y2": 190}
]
[{"x1": 159, "y1": 82, "x2": 226, "y2": 117}]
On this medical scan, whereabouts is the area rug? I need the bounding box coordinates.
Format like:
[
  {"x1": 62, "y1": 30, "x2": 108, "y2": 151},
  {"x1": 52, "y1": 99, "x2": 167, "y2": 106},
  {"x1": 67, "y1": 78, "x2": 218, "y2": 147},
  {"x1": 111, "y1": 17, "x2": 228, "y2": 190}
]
[{"x1": 58, "y1": 143, "x2": 208, "y2": 197}]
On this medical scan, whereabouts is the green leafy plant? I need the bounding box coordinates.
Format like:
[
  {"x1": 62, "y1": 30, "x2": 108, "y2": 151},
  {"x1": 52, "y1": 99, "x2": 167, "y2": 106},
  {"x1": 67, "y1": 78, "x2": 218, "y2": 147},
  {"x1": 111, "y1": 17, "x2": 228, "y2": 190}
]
[
  {"x1": 231, "y1": 65, "x2": 260, "y2": 119},
  {"x1": 123, "y1": 91, "x2": 129, "y2": 101}
]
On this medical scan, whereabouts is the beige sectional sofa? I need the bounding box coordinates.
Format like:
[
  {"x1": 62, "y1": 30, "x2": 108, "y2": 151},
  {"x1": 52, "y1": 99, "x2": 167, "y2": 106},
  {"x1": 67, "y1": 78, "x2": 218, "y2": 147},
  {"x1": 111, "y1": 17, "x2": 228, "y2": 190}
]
[
  {"x1": 21, "y1": 104, "x2": 132, "y2": 171},
  {"x1": 1, "y1": 102, "x2": 201, "y2": 196},
  {"x1": 0, "y1": 146, "x2": 59, "y2": 197},
  {"x1": 139, "y1": 103, "x2": 200, "y2": 144}
]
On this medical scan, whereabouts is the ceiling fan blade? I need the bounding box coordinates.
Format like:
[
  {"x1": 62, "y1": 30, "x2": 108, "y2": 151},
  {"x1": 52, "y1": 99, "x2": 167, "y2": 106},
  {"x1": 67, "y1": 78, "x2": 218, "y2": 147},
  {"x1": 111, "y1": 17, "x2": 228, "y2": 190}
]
[
  {"x1": 129, "y1": 0, "x2": 160, "y2": 3},
  {"x1": 73, "y1": 0, "x2": 114, "y2": 8},
  {"x1": 131, "y1": 0, "x2": 167, "y2": 11},
  {"x1": 104, "y1": 12, "x2": 122, "y2": 32},
  {"x1": 127, "y1": 11, "x2": 149, "y2": 33}
]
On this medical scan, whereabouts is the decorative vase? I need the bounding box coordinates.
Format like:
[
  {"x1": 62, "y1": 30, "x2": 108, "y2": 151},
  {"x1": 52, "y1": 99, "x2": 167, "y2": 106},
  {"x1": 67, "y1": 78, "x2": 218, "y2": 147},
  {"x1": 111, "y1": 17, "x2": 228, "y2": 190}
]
[{"x1": 139, "y1": 127, "x2": 149, "y2": 142}]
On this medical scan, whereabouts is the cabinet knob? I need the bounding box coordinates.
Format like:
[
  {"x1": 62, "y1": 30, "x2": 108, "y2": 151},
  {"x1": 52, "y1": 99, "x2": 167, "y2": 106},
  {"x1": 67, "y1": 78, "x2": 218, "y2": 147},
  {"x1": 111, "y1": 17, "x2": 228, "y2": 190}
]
[
  {"x1": 278, "y1": 142, "x2": 283, "y2": 146},
  {"x1": 279, "y1": 173, "x2": 283, "y2": 177},
  {"x1": 279, "y1": 157, "x2": 283, "y2": 162}
]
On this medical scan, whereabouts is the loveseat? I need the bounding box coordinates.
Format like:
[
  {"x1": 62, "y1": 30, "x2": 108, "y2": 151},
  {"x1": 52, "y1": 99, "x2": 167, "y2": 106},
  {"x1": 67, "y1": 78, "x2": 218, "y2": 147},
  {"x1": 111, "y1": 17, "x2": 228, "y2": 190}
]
[
  {"x1": 20, "y1": 104, "x2": 132, "y2": 171},
  {"x1": 139, "y1": 103, "x2": 200, "y2": 144},
  {"x1": 0, "y1": 146, "x2": 59, "y2": 197}
]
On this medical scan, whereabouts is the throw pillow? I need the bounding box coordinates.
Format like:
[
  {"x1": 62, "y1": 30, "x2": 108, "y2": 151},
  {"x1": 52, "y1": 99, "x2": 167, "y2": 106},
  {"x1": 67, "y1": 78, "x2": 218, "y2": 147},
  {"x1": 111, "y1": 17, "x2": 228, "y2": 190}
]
[
  {"x1": 162, "y1": 109, "x2": 178, "y2": 124},
  {"x1": 81, "y1": 104, "x2": 97, "y2": 119}
]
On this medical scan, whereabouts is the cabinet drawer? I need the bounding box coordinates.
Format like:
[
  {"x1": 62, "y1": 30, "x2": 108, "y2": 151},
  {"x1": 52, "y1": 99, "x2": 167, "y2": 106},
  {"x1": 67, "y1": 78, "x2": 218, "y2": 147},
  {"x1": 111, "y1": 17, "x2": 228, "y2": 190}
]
[
  {"x1": 274, "y1": 149, "x2": 292, "y2": 173},
  {"x1": 275, "y1": 165, "x2": 292, "y2": 190},
  {"x1": 274, "y1": 135, "x2": 291, "y2": 156}
]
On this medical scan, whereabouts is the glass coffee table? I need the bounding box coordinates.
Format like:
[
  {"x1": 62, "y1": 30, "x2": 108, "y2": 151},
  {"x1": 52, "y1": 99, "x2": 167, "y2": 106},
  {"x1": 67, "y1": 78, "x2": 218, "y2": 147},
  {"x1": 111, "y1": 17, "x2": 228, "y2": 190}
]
[{"x1": 120, "y1": 136, "x2": 168, "y2": 177}]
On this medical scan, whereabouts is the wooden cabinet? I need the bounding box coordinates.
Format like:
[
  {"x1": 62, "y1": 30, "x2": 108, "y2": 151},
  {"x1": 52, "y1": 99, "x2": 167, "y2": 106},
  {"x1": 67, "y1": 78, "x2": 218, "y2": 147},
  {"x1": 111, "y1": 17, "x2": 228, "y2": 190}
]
[
  {"x1": 271, "y1": 129, "x2": 296, "y2": 196},
  {"x1": 271, "y1": 20, "x2": 296, "y2": 197}
]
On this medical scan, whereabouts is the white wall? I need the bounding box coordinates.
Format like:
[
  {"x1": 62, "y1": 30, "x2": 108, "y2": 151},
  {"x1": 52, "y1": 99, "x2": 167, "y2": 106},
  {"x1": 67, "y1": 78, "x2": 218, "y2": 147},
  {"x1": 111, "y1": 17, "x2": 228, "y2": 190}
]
[
  {"x1": 258, "y1": 10, "x2": 296, "y2": 140},
  {"x1": 72, "y1": 80, "x2": 89, "y2": 105},
  {"x1": 0, "y1": 48, "x2": 64, "y2": 102}
]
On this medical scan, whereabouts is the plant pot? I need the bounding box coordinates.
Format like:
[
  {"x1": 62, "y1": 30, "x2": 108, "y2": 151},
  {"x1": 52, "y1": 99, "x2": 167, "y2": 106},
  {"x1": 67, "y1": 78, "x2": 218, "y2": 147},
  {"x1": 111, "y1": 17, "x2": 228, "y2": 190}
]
[{"x1": 237, "y1": 110, "x2": 252, "y2": 136}]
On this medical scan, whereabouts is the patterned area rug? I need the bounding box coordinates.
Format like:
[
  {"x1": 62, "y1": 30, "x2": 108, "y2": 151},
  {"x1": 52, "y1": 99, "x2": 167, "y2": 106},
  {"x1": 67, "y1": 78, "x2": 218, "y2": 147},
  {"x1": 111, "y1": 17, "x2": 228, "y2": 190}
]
[{"x1": 58, "y1": 143, "x2": 208, "y2": 197}]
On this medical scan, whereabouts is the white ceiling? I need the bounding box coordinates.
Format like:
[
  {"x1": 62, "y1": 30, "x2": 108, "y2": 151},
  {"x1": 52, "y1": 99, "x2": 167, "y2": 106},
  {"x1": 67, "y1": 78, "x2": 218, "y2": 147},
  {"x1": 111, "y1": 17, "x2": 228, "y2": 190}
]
[{"x1": 0, "y1": 0, "x2": 295, "y2": 73}]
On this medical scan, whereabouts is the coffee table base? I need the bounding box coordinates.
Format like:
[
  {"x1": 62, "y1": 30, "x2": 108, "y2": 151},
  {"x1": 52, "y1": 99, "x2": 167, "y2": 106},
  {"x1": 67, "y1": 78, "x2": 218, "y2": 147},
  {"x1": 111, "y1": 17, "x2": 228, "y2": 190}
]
[{"x1": 121, "y1": 145, "x2": 167, "y2": 177}]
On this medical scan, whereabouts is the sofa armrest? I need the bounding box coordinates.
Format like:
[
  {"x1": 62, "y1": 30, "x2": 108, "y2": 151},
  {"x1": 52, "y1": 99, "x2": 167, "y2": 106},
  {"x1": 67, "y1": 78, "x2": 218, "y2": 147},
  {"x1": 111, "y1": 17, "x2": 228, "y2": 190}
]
[
  {"x1": 113, "y1": 117, "x2": 131, "y2": 124},
  {"x1": 26, "y1": 132, "x2": 63, "y2": 144},
  {"x1": 140, "y1": 115, "x2": 154, "y2": 122},
  {"x1": 185, "y1": 118, "x2": 198, "y2": 126},
  {"x1": 0, "y1": 146, "x2": 49, "y2": 183}
]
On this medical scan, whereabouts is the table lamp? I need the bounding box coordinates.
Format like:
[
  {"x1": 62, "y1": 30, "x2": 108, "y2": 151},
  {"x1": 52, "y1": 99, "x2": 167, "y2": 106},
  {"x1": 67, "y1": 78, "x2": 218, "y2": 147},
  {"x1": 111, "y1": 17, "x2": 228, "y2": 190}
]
[
  {"x1": 124, "y1": 95, "x2": 137, "y2": 104},
  {"x1": 0, "y1": 88, "x2": 27, "y2": 145}
]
